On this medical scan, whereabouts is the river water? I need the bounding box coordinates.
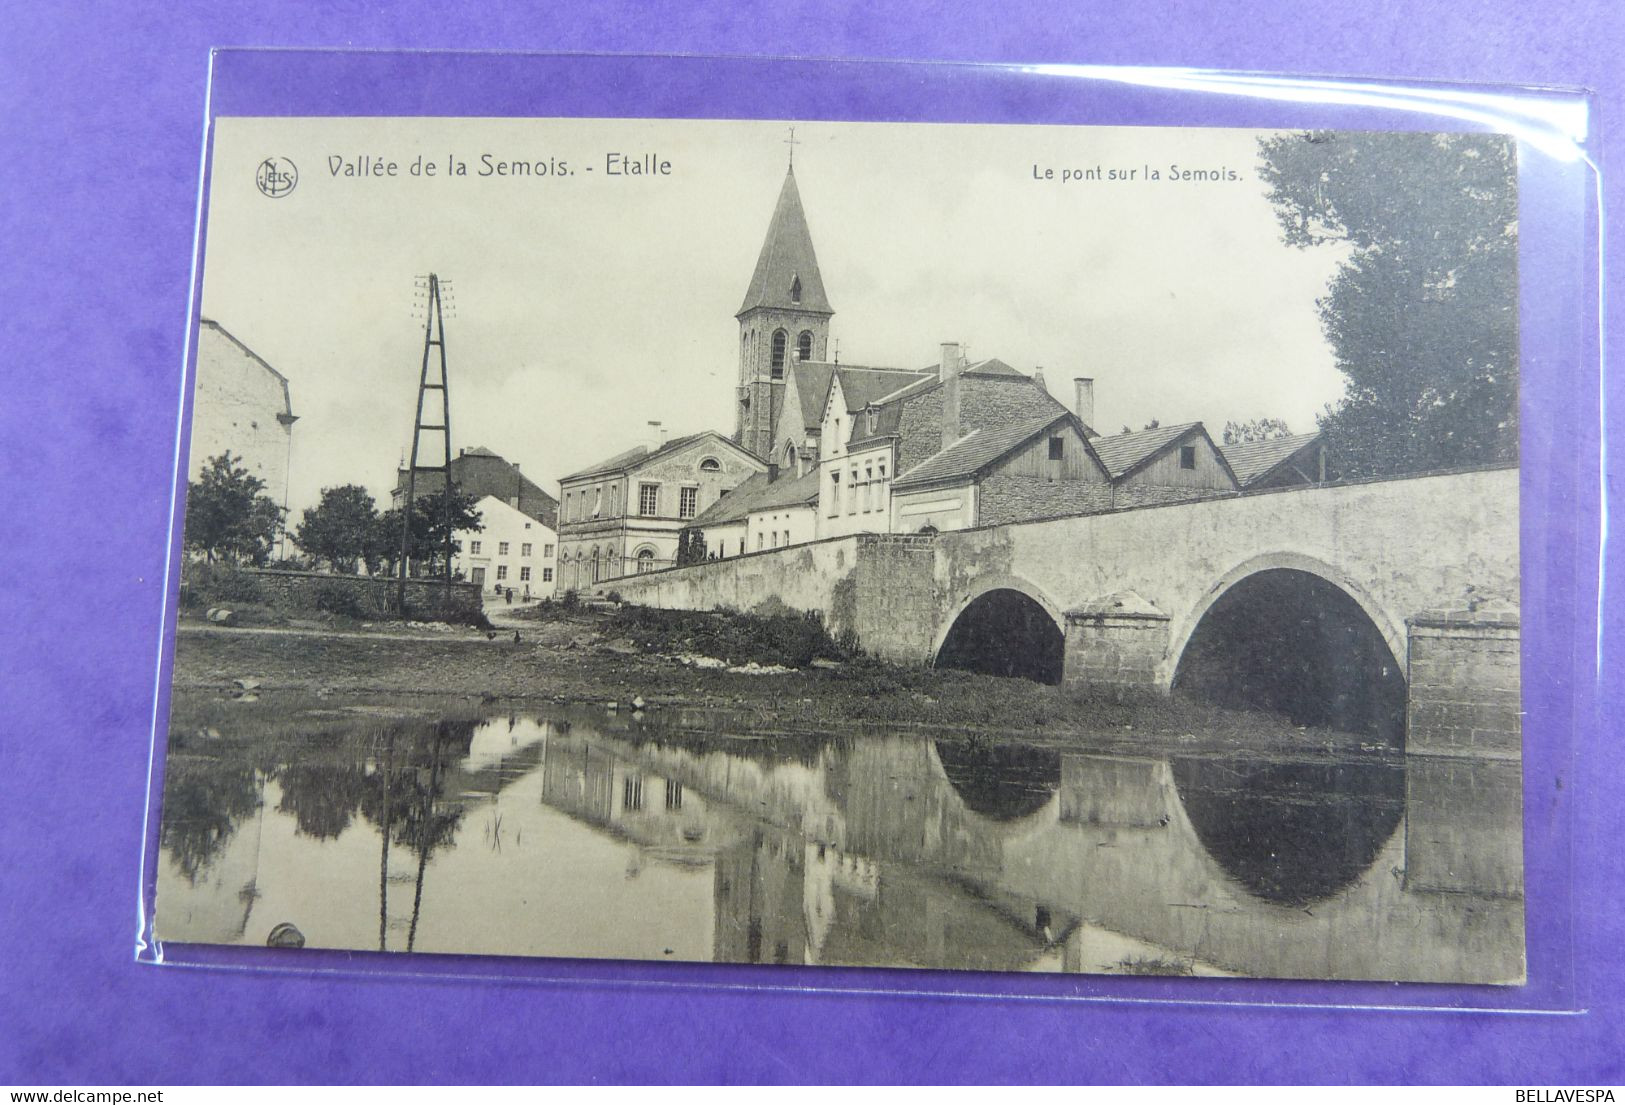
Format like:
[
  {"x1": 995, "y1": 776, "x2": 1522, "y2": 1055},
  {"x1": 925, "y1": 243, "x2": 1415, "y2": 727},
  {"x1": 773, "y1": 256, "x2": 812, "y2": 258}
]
[{"x1": 155, "y1": 696, "x2": 1523, "y2": 983}]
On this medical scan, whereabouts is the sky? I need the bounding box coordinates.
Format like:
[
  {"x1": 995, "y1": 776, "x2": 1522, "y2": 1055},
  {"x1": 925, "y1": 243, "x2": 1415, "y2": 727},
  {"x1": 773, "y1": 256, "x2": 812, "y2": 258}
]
[{"x1": 200, "y1": 116, "x2": 1351, "y2": 516}]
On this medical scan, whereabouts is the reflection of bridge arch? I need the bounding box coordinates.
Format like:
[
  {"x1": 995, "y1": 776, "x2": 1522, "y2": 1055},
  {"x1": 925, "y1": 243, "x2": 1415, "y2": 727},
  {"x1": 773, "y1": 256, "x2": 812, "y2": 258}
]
[
  {"x1": 921, "y1": 738, "x2": 1061, "y2": 847},
  {"x1": 1165, "y1": 551, "x2": 1406, "y2": 690},
  {"x1": 931, "y1": 574, "x2": 1067, "y2": 684}
]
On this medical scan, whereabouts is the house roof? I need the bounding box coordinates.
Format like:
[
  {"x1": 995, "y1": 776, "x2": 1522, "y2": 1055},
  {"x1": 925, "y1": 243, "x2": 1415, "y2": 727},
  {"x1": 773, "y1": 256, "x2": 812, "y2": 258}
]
[
  {"x1": 737, "y1": 168, "x2": 833, "y2": 317},
  {"x1": 1221, "y1": 432, "x2": 1322, "y2": 486},
  {"x1": 198, "y1": 319, "x2": 295, "y2": 421},
  {"x1": 396, "y1": 444, "x2": 559, "y2": 528},
  {"x1": 1088, "y1": 422, "x2": 1203, "y2": 479},
  {"x1": 893, "y1": 411, "x2": 1086, "y2": 491},
  {"x1": 690, "y1": 471, "x2": 772, "y2": 527},
  {"x1": 562, "y1": 431, "x2": 736, "y2": 482},
  {"x1": 834, "y1": 365, "x2": 935, "y2": 413},
  {"x1": 691, "y1": 467, "x2": 821, "y2": 528}
]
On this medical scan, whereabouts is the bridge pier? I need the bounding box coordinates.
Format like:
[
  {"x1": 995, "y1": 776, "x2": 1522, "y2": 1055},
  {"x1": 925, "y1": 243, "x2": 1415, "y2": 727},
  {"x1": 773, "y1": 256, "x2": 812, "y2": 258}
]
[
  {"x1": 1405, "y1": 609, "x2": 1521, "y2": 758},
  {"x1": 1061, "y1": 591, "x2": 1171, "y2": 701}
]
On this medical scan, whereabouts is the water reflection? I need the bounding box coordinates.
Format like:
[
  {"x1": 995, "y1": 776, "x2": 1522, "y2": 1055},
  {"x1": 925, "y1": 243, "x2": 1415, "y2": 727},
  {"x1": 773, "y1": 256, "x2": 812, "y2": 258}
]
[{"x1": 156, "y1": 700, "x2": 1524, "y2": 983}]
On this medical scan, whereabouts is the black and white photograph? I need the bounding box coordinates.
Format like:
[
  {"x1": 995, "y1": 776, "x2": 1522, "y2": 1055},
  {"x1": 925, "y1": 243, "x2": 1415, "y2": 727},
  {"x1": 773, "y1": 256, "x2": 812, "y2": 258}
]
[{"x1": 156, "y1": 115, "x2": 1523, "y2": 984}]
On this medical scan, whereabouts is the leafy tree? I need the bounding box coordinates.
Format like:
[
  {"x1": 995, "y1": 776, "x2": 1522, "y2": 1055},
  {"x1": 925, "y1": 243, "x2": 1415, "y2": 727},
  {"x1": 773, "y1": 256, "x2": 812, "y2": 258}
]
[
  {"x1": 1224, "y1": 418, "x2": 1294, "y2": 445},
  {"x1": 1257, "y1": 130, "x2": 1518, "y2": 477},
  {"x1": 184, "y1": 452, "x2": 284, "y2": 565},
  {"x1": 676, "y1": 527, "x2": 708, "y2": 566},
  {"x1": 379, "y1": 486, "x2": 484, "y2": 576},
  {"x1": 293, "y1": 484, "x2": 379, "y2": 573}
]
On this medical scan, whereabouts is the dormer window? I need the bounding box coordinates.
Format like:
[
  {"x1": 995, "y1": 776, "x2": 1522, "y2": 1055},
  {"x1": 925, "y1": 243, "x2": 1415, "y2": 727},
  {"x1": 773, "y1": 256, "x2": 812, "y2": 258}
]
[
  {"x1": 790, "y1": 276, "x2": 802, "y2": 304},
  {"x1": 866, "y1": 405, "x2": 878, "y2": 435}
]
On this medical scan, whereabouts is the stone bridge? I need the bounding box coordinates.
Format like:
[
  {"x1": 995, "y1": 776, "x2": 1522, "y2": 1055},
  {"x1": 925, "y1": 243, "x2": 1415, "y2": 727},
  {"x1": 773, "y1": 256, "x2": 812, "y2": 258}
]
[{"x1": 595, "y1": 466, "x2": 1520, "y2": 756}]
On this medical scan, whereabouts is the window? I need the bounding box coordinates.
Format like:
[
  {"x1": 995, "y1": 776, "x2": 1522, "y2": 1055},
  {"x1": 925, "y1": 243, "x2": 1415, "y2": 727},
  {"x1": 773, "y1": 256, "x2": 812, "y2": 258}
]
[
  {"x1": 469, "y1": 540, "x2": 482, "y2": 554},
  {"x1": 828, "y1": 471, "x2": 840, "y2": 517},
  {"x1": 639, "y1": 483, "x2": 659, "y2": 516},
  {"x1": 1180, "y1": 444, "x2": 1197, "y2": 470},
  {"x1": 770, "y1": 330, "x2": 787, "y2": 378},
  {"x1": 797, "y1": 330, "x2": 813, "y2": 361},
  {"x1": 498, "y1": 541, "x2": 509, "y2": 555},
  {"x1": 592, "y1": 486, "x2": 602, "y2": 517},
  {"x1": 679, "y1": 486, "x2": 698, "y2": 519},
  {"x1": 665, "y1": 778, "x2": 683, "y2": 810},
  {"x1": 542, "y1": 567, "x2": 553, "y2": 582},
  {"x1": 1048, "y1": 436, "x2": 1064, "y2": 460},
  {"x1": 496, "y1": 565, "x2": 508, "y2": 581},
  {"x1": 524, "y1": 522, "x2": 531, "y2": 529},
  {"x1": 543, "y1": 544, "x2": 553, "y2": 558},
  {"x1": 866, "y1": 406, "x2": 877, "y2": 434},
  {"x1": 790, "y1": 276, "x2": 801, "y2": 304},
  {"x1": 699, "y1": 457, "x2": 721, "y2": 473},
  {"x1": 757, "y1": 533, "x2": 765, "y2": 550},
  {"x1": 609, "y1": 486, "x2": 619, "y2": 515},
  {"x1": 863, "y1": 464, "x2": 873, "y2": 511},
  {"x1": 519, "y1": 567, "x2": 531, "y2": 582},
  {"x1": 521, "y1": 543, "x2": 531, "y2": 557},
  {"x1": 847, "y1": 468, "x2": 858, "y2": 513},
  {"x1": 784, "y1": 443, "x2": 796, "y2": 472},
  {"x1": 636, "y1": 548, "x2": 656, "y2": 573}
]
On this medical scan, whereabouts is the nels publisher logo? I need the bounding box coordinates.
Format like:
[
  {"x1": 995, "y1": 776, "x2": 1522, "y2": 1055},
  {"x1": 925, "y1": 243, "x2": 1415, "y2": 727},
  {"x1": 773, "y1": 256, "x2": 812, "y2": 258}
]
[{"x1": 255, "y1": 156, "x2": 298, "y2": 198}]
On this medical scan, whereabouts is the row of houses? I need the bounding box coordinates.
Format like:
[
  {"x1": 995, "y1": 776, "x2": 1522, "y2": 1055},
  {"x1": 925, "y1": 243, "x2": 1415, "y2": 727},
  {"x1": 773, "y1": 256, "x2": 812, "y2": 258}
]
[{"x1": 547, "y1": 160, "x2": 1328, "y2": 592}]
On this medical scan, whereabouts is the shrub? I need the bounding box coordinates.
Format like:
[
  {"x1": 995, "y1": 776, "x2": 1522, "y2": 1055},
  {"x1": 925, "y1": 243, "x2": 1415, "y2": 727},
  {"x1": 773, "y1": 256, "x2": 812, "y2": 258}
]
[{"x1": 311, "y1": 579, "x2": 367, "y2": 619}]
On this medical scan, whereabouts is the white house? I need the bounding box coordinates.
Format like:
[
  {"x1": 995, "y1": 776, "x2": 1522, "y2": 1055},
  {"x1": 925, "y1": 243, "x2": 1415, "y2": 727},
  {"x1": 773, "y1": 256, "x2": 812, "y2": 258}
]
[{"x1": 455, "y1": 494, "x2": 558, "y2": 600}]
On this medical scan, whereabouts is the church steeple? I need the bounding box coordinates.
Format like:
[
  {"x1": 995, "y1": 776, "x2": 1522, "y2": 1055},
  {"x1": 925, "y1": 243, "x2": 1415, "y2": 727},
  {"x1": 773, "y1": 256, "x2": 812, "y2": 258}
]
[
  {"x1": 736, "y1": 167, "x2": 833, "y2": 318},
  {"x1": 734, "y1": 162, "x2": 835, "y2": 458}
]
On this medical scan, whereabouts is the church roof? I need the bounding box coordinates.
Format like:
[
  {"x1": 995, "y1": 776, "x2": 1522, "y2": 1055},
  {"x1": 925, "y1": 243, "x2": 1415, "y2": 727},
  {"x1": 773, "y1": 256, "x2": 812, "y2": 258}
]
[
  {"x1": 1220, "y1": 431, "x2": 1322, "y2": 486},
  {"x1": 737, "y1": 169, "x2": 833, "y2": 317}
]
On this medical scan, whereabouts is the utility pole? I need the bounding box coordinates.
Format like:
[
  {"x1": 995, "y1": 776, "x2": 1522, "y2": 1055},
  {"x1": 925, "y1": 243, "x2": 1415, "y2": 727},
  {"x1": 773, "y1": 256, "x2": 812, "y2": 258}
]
[{"x1": 398, "y1": 273, "x2": 456, "y2": 616}]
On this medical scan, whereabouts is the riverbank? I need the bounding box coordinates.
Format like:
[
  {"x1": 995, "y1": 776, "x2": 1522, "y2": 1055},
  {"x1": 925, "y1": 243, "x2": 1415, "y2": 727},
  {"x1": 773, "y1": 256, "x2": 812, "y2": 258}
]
[{"x1": 170, "y1": 608, "x2": 1397, "y2": 756}]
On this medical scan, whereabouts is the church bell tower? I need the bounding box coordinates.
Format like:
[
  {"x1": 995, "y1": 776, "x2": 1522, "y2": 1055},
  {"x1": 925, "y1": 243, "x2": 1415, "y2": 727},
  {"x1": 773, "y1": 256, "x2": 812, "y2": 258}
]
[{"x1": 734, "y1": 155, "x2": 833, "y2": 459}]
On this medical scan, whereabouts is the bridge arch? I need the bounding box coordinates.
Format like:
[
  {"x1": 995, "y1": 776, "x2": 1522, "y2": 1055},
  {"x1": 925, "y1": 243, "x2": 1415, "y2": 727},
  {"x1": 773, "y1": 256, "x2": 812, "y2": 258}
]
[
  {"x1": 930, "y1": 574, "x2": 1067, "y2": 684},
  {"x1": 1167, "y1": 552, "x2": 1408, "y2": 741}
]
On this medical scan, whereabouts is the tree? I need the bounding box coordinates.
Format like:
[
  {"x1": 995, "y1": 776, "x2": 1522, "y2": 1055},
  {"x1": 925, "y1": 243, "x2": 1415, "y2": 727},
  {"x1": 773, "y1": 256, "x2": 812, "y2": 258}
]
[
  {"x1": 382, "y1": 486, "x2": 484, "y2": 576},
  {"x1": 1257, "y1": 131, "x2": 1518, "y2": 477},
  {"x1": 293, "y1": 484, "x2": 379, "y2": 573},
  {"x1": 184, "y1": 452, "x2": 284, "y2": 565},
  {"x1": 1223, "y1": 418, "x2": 1293, "y2": 445},
  {"x1": 676, "y1": 528, "x2": 708, "y2": 566}
]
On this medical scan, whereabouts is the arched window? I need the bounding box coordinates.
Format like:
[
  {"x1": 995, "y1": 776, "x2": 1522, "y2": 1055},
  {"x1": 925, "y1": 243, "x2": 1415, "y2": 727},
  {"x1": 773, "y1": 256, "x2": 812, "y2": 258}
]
[
  {"x1": 636, "y1": 547, "x2": 656, "y2": 573},
  {"x1": 699, "y1": 457, "x2": 721, "y2": 473},
  {"x1": 797, "y1": 330, "x2": 813, "y2": 362},
  {"x1": 590, "y1": 547, "x2": 600, "y2": 583},
  {"x1": 790, "y1": 276, "x2": 801, "y2": 304},
  {"x1": 770, "y1": 330, "x2": 787, "y2": 378},
  {"x1": 784, "y1": 442, "x2": 796, "y2": 473}
]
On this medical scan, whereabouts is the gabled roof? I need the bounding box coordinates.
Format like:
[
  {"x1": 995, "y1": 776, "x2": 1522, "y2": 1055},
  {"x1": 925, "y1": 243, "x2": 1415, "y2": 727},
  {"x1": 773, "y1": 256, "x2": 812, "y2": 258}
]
[
  {"x1": 790, "y1": 361, "x2": 837, "y2": 433},
  {"x1": 1220, "y1": 432, "x2": 1322, "y2": 486},
  {"x1": 749, "y1": 467, "x2": 821, "y2": 512},
  {"x1": 198, "y1": 319, "x2": 295, "y2": 420},
  {"x1": 1088, "y1": 422, "x2": 1202, "y2": 479},
  {"x1": 834, "y1": 365, "x2": 935, "y2": 413},
  {"x1": 893, "y1": 411, "x2": 1097, "y2": 491},
  {"x1": 563, "y1": 430, "x2": 749, "y2": 482},
  {"x1": 737, "y1": 169, "x2": 833, "y2": 317},
  {"x1": 690, "y1": 471, "x2": 772, "y2": 527}
]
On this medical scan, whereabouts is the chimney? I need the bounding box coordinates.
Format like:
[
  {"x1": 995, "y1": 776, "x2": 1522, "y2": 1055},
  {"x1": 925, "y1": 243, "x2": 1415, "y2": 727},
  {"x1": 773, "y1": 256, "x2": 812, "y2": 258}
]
[
  {"x1": 1074, "y1": 377, "x2": 1095, "y2": 430},
  {"x1": 647, "y1": 420, "x2": 664, "y2": 452},
  {"x1": 940, "y1": 342, "x2": 964, "y2": 450},
  {"x1": 1033, "y1": 367, "x2": 1046, "y2": 389}
]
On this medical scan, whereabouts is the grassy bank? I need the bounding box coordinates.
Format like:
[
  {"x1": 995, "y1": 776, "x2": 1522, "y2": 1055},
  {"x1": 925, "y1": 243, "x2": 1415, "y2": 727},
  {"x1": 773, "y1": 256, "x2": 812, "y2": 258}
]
[{"x1": 172, "y1": 604, "x2": 1392, "y2": 755}]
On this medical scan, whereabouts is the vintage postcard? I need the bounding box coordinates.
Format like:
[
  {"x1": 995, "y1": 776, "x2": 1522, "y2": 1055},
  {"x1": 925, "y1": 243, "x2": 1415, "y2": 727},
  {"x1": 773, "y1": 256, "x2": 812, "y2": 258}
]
[{"x1": 155, "y1": 116, "x2": 1522, "y2": 983}]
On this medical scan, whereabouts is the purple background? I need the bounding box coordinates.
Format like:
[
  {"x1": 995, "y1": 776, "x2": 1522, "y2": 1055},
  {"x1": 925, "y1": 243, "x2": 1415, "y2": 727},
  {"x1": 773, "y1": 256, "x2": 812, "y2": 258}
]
[{"x1": 2, "y1": 4, "x2": 1619, "y2": 1085}]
